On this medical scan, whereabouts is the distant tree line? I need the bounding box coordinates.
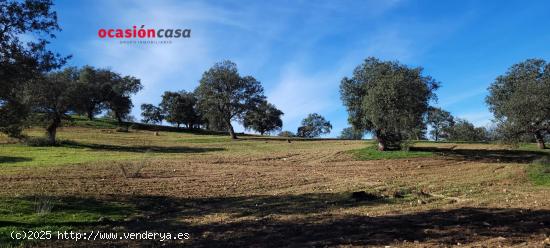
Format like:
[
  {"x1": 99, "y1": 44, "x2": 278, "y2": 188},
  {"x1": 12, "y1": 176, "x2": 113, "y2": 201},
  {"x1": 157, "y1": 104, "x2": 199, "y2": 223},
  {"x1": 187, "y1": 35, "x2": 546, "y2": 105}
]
[
  {"x1": 139, "y1": 60, "x2": 285, "y2": 139},
  {"x1": 1, "y1": 1, "x2": 547, "y2": 149},
  {"x1": 427, "y1": 107, "x2": 489, "y2": 142}
]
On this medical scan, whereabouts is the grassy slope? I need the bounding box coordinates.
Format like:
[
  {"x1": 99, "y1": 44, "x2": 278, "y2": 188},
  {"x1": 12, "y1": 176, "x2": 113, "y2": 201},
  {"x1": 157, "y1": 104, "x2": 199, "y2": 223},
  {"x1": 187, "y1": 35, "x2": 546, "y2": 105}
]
[
  {"x1": 1, "y1": 116, "x2": 232, "y2": 167},
  {"x1": 0, "y1": 117, "x2": 231, "y2": 245}
]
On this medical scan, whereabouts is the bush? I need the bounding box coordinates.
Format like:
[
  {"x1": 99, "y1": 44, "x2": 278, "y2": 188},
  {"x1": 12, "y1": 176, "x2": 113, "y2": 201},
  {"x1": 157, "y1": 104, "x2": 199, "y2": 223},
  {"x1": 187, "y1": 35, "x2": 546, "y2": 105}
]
[
  {"x1": 116, "y1": 126, "x2": 129, "y2": 132},
  {"x1": 24, "y1": 137, "x2": 55, "y2": 146},
  {"x1": 0, "y1": 125, "x2": 23, "y2": 138},
  {"x1": 278, "y1": 131, "x2": 295, "y2": 137}
]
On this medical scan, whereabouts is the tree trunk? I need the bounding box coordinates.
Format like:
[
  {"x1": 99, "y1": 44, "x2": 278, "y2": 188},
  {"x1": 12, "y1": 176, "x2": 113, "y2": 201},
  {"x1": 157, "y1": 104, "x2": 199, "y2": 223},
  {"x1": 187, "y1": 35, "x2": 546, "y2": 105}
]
[
  {"x1": 535, "y1": 131, "x2": 546, "y2": 149},
  {"x1": 46, "y1": 115, "x2": 61, "y2": 145},
  {"x1": 225, "y1": 119, "x2": 237, "y2": 139},
  {"x1": 115, "y1": 112, "x2": 123, "y2": 125},
  {"x1": 377, "y1": 138, "x2": 386, "y2": 151},
  {"x1": 87, "y1": 109, "x2": 94, "y2": 120},
  {"x1": 375, "y1": 129, "x2": 386, "y2": 151}
]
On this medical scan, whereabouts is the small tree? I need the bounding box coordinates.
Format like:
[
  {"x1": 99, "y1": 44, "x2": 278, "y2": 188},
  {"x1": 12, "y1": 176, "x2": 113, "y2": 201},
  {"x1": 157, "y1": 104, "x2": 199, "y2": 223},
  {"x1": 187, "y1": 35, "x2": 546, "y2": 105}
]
[
  {"x1": 243, "y1": 101, "x2": 283, "y2": 135},
  {"x1": 447, "y1": 119, "x2": 487, "y2": 142},
  {"x1": 195, "y1": 60, "x2": 266, "y2": 139},
  {"x1": 278, "y1": 131, "x2": 295, "y2": 137},
  {"x1": 427, "y1": 107, "x2": 455, "y2": 141},
  {"x1": 140, "y1": 104, "x2": 164, "y2": 124},
  {"x1": 160, "y1": 91, "x2": 200, "y2": 128},
  {"x1": 0, "y1": 100, "x2": 28, "y2": 138},
  {"x1": 72, "y1": 66, "x2": 110, "y2": 120},
  {"x1": 105, "y1": 72, "x2": 143, "y2": 124},
  {"x1": 296, "y1": 113, "x2": 332, "y2": 138},
  {"x1": 29, "y1": 68, "x2": 79, "y2": 144},
  {"x1": 486, "y1": 59, "x2": 550, "y2": 149},
  {"x1": 340, "y1": 57, "x2": 439, "y2": 150},
  {"x1": 107, "y1": 95, "x2": 133, "y2": 124},
  {"x1": 339, "y1": 127, "x2": 364, "y2": 140}
]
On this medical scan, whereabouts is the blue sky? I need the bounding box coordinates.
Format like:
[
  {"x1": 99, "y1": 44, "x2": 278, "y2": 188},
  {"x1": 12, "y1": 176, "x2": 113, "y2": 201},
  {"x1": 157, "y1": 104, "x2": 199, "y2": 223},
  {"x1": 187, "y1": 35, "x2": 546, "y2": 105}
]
[{"x1": 48, "y1": 0, "x2": 550, "y2": 137}]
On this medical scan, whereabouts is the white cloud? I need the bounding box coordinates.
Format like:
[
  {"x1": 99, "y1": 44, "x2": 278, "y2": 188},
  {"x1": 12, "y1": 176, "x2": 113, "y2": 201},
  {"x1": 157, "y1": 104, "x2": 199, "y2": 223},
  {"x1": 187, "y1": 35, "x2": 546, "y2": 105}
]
[
  {"x1": 455, "y1": 111, "x2": 493, "y2": 127},
  {"x1": 65, "y1": 0, "x2": 479, "y2": 137},
  {"x1": 267, "y1": 65, "x2": 342, "y2": 126}
]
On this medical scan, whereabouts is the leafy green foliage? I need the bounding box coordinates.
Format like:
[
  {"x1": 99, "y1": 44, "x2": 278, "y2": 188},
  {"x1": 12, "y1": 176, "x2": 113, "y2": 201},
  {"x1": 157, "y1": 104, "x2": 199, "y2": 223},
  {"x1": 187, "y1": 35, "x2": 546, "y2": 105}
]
[
  {"x1": 0, "y1": 100, "x2": 27, "y2": 138},
  {"x1": 338, "y1": 127, "x2": 364, "y2": 140},
  {"x1": 340, "y1": 57, "x2": 439, "y2": 150},
  {"x1": 160, "y1": 91, "x2": 202, "y2": 128},
  {"x1": 140, "y1": 104, "x2": 164, "y2": 124},
  {"x1": 0, "y1": 0, "x2": 67, "y2": 137},
  {"x1": 28, "y1": 67, "x2": 81, "y2": 144},
  {"x1": 104, "y1": 73, "x2": 143, "y2": 124},
  {"x1": 195, "y1": 60, "x2": 266, "y2": 139},
  {"x1": 277, "y1": 131, "x2": 295, "y2": 137},
  {"x1": 486, "y1": 59, "x2": 550, "y2": 149},
  {"x1": 297, "y1": 113, "x2": 332, "y2": 138},
  {"x1": 427, "y1": 107, "x2": 454, "y2": 141},
  {"x1": 71, "y1": 66, "x2": 112, "y2": 120},
  {"x1": 446, "y1": 119, "x2": 488, "y2": 142},
  {"x1": 243, "y1": 100, "x2": 283, "y2": 135}
]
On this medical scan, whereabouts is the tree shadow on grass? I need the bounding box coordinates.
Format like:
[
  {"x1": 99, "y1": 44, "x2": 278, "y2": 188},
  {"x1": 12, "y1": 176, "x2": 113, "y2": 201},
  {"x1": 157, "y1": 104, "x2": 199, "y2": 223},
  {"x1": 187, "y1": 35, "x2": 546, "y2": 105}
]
[
  {"x1": 0, "y1": 156, "x2": 32, "y2": 164},
  {"x1": 0, "y1": 196, "x2": 133, "y2": 227},
  {"x1": 118, "y1": 194, "x2": 550, "y2": 247},
  {"x1": 186, "y1": 207, "x2": 550, "y2": 247},
  {"x1": 3, "y1": 193, "x2": 549, "y2": 247},
  {"x1": 0, "y1": 196, "x2": 134, "y2": 246},
  {"x1": 59, "y1": 140, "x2": 224, "y2": 153},
  {"x1": 126, "y1": 193, "x2": 389, "y2": 220},
  {"x1": 410, "y1": 146, "x2": 548, "y2": 163},
  {"x1": 0, "y1": 193, "x2": 386, "y2": 246}
]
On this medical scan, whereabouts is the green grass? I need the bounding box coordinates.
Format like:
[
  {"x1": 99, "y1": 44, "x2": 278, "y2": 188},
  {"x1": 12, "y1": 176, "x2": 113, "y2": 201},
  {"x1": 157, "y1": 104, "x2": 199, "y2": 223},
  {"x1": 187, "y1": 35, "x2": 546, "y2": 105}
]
[
  {"x1": 527, "y1": 157, "x2": 550, "y2": 186},
  {"x1": 0, "y1": 118, "x2": 232, "y2": 167},
  {"x1": 350, "y1": 145, "x2": 433, "y2": 160},
  {"x1": 0, "y1": 197, "x2": 134, "y2": 246},
  {"x1": 0, "y1": 144, "x2": 147, "y2": 167},
  {"x1": 64, "y1": 116, "x2": 120, "y2": 129},
  {"x1": 519, "y1": 143, "x2": 550, "y2": 153}
]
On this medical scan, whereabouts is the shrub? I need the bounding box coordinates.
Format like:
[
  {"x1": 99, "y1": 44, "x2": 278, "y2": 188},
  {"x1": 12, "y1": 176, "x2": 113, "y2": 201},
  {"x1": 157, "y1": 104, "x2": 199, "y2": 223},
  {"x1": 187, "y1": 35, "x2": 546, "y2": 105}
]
[
  {"x1": 0, "y1": 125, "x2": 23, "y2": 138},
  {"x1": 116, "y1": 126, "x2": 129, "y2": 132},
  {"x1": 278, "y1": 131, "x2": 295, "y2": 137},
  {"x1": 24, "y1": 137, "x2": 56, "y2": 146}
]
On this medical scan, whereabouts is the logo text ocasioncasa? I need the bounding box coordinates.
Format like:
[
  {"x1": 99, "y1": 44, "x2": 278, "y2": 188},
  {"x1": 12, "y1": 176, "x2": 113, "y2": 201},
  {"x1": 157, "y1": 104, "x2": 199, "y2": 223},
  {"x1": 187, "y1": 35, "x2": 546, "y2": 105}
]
[{"x1": 98, "y1": 25, "x2": 191, "y2": 39}]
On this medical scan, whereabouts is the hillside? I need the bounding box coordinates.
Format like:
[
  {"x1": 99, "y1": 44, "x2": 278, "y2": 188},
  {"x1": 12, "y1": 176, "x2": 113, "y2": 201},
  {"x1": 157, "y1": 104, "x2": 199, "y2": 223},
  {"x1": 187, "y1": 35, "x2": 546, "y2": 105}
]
[{"x1": 0, "y1": 118, "x2": 549, "y2": 247}]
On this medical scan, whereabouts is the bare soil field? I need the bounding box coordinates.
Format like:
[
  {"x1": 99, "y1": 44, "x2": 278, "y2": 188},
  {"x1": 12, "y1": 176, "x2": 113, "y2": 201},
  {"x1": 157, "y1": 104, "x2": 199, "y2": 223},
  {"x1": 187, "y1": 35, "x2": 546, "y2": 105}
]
[{"x1": 0, "y1": 127, "x2": 549, "y2": 247}]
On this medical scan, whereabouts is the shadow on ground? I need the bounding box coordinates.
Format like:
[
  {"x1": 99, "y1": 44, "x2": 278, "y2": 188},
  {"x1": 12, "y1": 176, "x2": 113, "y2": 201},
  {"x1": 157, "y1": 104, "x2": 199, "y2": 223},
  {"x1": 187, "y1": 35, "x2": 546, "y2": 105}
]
[
  {"x1": 0, "y1": 156, "x2": 32, "y2": 164},
  {"x1": 411, "y1": 146, "x2": 548, "y2": 163},
  {"x1": 60, "y1": 140, "x2": 224, "y2": 153},
  {"x1": 4, "y1": 193, "x2": 547, "y2": 247}
]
